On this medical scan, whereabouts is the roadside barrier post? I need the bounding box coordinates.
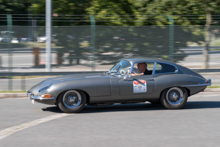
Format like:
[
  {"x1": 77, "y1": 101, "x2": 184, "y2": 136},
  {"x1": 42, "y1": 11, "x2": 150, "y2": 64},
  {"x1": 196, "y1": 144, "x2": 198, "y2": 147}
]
[
  {"x1": 168, "y1": 15, "x2": 174, "y2": 62},
  {"x1": 7, "y1": 14, "x2": 13, "y2": 91},
  {"x1": 21, "y1": 75, "x2": 26, "y2": 91},
  {"x1": 90, "y1": 15, "x2": 96, "y2": 71}
]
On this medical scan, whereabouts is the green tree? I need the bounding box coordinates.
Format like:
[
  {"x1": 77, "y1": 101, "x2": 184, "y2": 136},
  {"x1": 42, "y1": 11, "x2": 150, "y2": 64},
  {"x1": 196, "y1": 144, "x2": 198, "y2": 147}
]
[
  {"x1": 0, "y1": 0, "x2": 29, "y2": 25},
  {"x1": 30, "y1": 0, "x2": 90, "y2": 26},
  {"x1": 86, "y1": 0, "x2": 138, "y2": 26},
  {"x1": 30, "y1": 0, "x2": 91, "y2": 65},
  {"x1": 29, "y1": 0, "x2": 220, "y2": 66},
  {"x1": 86, "y1": 0, "x2": 193, "y2": 62},
  {"x1": 87, "y1": 0, "x2": 220, "y2": 65},
  {"x1": 133, "y1": 0, "x2": 220, "y2": 68}
]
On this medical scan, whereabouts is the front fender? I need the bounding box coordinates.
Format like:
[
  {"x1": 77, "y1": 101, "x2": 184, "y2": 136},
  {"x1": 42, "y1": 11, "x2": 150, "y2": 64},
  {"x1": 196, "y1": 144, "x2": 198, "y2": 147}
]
[{"x1": 48, "y1": 78, "x2": 111, "y2": 98}]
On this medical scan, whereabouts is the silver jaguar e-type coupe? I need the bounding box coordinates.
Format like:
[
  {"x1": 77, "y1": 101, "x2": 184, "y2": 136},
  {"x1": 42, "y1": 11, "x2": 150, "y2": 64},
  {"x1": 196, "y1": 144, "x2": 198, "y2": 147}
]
[{"x1": 27, "y1": 58, "x2": 211, "y2": 113}]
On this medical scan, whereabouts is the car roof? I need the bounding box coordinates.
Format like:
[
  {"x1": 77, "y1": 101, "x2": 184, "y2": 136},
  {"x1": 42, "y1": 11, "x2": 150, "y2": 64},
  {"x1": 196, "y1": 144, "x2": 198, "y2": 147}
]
[
  {"x1": 122, "y1": 58, "x2": 205, "y2": 78},
  {"x1": 123, "y1": 58, "x2": 176, "y2": 64}
]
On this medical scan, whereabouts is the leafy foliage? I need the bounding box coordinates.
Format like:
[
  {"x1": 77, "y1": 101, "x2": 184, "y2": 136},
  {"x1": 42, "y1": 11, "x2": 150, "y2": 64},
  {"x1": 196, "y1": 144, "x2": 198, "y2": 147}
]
[
  {"x1": 27, "y1": 0, "x2": 220, "y2": 65},
  {"x1": 30, "y1": 0, "x2": 91, "y2": 26},
  {"x1": 0, "y1": 0, "x2": 29, "y2": 25}
]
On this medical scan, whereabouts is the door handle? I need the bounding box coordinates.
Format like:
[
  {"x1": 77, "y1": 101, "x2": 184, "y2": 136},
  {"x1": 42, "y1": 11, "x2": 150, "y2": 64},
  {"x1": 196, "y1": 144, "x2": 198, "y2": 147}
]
[{"x1": 147, "y1": 79, "x2": 154, "y2": 81}]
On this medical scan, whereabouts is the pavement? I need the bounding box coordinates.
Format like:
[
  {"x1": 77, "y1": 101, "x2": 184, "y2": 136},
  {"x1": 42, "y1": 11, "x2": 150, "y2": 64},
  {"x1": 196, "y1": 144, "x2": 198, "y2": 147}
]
[
  {"x1": 1, "y1": 92, "x2": 220, "y2": 147},
  {"x1": 0, "y1": 93, "x2": 27, "y2": 99}
]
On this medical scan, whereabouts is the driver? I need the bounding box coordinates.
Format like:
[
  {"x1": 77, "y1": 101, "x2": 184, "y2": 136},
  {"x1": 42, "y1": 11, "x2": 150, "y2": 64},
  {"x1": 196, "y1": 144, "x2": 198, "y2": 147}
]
[{"x1": 132, "y1": 62, "x2": 151, "y2": 76}]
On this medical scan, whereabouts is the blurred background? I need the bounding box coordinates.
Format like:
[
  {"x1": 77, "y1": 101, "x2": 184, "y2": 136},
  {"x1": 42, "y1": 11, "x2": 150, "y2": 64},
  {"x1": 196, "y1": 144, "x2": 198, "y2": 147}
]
[{"x1": 0, "y1": 0, "x2": 219, "y2": 91}]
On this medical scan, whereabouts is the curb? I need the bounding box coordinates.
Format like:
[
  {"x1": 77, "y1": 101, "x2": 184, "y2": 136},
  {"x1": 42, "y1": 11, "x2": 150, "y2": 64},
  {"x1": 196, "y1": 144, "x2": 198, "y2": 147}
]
[
  {"x1": 0, "y1": 89, "x2": 219, "y2": 99},
  {"x1": 204, "y1": 88, "x2": 220, "y2": 92},
  {"x1": 0, "y1": 93, "x2": 26, "y2": 99}
]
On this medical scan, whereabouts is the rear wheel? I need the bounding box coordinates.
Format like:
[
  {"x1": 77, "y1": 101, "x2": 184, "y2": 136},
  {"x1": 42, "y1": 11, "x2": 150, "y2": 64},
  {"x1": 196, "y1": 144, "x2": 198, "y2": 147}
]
[
  {"x1": 57, "y1": 90, "x2": 86, "y2": 113},
  {"x1": 160, "y1": 87, "x2": 188, "y2": 109}
]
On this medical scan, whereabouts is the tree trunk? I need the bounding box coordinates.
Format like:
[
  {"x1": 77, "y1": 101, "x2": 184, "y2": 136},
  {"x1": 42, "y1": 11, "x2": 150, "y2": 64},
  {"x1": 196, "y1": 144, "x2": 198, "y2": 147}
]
[
  {"x1": 76, "y1": 58, "x2": 80, "y2": 65},
  {"x1": 57, "y1": 52, "x2": 63, "y2": 65},
  {"x1": 32, "y1": 47, "x2": 40, "y2": 67},
  {"x1": 203, "y1": 9, "x2": 211, "y2": 69}
]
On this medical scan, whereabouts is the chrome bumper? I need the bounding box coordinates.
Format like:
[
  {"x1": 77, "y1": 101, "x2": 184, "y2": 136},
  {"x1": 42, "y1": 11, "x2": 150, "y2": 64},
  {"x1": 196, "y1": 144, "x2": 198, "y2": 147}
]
[{"x1": 26, "y1": 90, "x2": 56, "y2": 105}]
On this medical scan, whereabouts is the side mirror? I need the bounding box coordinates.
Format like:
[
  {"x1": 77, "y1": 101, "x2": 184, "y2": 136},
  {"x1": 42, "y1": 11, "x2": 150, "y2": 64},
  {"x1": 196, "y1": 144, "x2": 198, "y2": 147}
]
[
  {"x1": 123, "y1": 74, "x2": 131, "y2": 80},
  {"x1": 104, "y1": 71, "x2": 110, "y2": 75}
]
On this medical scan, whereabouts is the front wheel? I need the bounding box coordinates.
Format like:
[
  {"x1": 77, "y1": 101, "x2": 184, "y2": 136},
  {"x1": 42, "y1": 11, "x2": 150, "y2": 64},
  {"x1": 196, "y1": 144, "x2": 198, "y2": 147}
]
[
  {"x1": 160, "y1": 87, "x2": 188, "y2": 109},
  {"x1": 57, "y1": 90, "x2": 86, "y2": 113}
]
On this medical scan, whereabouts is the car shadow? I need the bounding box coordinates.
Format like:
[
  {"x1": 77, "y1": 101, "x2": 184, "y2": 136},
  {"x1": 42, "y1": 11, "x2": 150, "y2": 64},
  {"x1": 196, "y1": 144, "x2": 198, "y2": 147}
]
[
  {"x1": 81, "y1": 103, "x2": 163, "y2": 113},
  {"x1": 183, "y1": 101, "x2": 220, "y2": 109},
  {"x1": 41, "y1": 106, "x2": 63, "y2": 113},
  {"x1": 41, "y1": 101, "x2": 220, "y2": 114}
]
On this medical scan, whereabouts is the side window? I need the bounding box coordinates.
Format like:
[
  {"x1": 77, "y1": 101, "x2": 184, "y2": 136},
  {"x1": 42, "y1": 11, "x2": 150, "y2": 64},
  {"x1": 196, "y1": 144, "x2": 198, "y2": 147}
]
[
  {"x1": 155, "y1": 63, "x2": 162, "y2": 71},
  {"x1": 146, "y1": 62, "x2": 155, "y2": 71},
  {"x1": 132, "y1": 62, "x2": 154, "y2": 75},
  {"x1": 155, "y1": 63, "x2": 177, "y2": 74}
]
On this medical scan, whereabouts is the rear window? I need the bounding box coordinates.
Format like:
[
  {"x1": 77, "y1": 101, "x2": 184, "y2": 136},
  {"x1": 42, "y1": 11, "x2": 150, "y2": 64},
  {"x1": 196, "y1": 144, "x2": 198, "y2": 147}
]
[{"x1": 155, "y1": 62, "x2": 177, "y2": 74}]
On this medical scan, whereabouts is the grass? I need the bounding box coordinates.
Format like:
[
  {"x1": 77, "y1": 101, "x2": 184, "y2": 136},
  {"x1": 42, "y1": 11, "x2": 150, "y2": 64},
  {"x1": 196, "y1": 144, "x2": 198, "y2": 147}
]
[
  {"x1": 0, "y1": 76, "x2": 56, "y2": 79},
  {"x1": 26, "y1": 42, "x2": 60, "y2": 48},
  {"x1": 187, "y1": 38, "x2": 220, "y2": 47},
  {"x1": 210, "y1": 38, "x2": 220, "y2": 46},
  {"x1": 0, "y1": 91, "x2": 26, "y2": 93},
  {"x1": 207, "y1": 86, "x2": 220, "y2": 88},
  {"x1": 0, "y1": 42, "x2": 27, "y2": 49},
  {"x1": 210, "y1": 49, "x2": 220, "y2": 51}
]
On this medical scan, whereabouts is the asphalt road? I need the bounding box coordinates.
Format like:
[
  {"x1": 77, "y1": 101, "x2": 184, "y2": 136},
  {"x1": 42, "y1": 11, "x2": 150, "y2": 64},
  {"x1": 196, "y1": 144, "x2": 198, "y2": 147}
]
[
  {"x1": 0, "y1": 92, "x2": 220, "y2": 147},
  {"x1": 178, "y1": 52, "x2": 220, "y2": 68}
]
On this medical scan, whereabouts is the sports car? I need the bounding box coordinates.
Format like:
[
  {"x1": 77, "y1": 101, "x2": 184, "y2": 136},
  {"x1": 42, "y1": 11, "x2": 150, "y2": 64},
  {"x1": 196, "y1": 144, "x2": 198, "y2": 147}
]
[{"x1": 27, "y1": 58, "x2": 211, "y2": 113}]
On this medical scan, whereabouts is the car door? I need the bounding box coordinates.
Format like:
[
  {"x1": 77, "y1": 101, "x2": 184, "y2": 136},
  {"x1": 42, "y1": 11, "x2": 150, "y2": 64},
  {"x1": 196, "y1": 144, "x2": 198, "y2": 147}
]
[{"x1": 119, "y1": 75, "x2": 155, "y2": 97}]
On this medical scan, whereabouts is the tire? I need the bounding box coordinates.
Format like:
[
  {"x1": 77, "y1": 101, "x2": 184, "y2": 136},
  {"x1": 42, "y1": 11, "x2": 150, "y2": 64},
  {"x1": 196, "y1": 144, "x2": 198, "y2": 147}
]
[
  {"x1": 160, "y1": 87, "x2": 188, "y2": 109},
  {"x1": 57, "y1": 90, "x2": 86, "y2": 113}
]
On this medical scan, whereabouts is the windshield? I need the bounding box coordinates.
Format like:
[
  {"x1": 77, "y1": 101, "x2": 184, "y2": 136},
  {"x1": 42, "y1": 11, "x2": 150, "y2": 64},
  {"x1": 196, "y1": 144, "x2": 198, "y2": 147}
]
[{"x1": 109, "y1": 60, "x2": 131, "y2": 75}]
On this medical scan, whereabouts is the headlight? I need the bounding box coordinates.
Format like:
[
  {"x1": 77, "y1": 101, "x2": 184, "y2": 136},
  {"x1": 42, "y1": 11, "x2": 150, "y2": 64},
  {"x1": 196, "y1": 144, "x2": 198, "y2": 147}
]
[{"x1": 38, "y1": 84, "x2": 52, "y2": 95}]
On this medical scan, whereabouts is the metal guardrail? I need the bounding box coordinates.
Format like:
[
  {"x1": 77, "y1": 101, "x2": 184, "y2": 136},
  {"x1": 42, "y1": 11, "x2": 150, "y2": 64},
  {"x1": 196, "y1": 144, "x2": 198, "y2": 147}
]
[
  {"x1": 0, "y1": 71, "x2": 103, "y2": 76},
  {"x1": 0, "y1": 71, "x2": 104, "y2": 91},
  {"x1": 192, "y1": 69, "x2": 220, "y2": 73}
]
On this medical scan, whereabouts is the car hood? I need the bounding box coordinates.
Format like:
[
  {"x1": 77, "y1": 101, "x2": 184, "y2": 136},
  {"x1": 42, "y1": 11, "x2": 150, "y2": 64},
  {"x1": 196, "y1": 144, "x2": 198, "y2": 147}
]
[
  {"x1": 30, "y1": 73, "x2": 106, "y2": 93},
  {"x1": 45, "y1": 73, "x2": 106, "y2": 84}
]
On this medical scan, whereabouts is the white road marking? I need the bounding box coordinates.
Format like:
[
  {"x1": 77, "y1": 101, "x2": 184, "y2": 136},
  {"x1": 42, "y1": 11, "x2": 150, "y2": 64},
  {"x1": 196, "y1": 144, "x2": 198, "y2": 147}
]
[{"x1": 0, "y1": 113, "x2": 72, "y2": 140}]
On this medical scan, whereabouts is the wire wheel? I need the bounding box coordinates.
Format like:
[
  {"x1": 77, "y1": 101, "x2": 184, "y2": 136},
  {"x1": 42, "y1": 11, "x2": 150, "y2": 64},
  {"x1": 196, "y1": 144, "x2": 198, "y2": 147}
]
[
  {"x1": 63, "y1": 90, "x2": 82, "y2": 109},
  {"x1": 160, "y1": 87, "x2": 188, "y2": 109},
  {"x1": 58, "y1": 90, "x2": 86, "y2": 113},
  {"x1": 166, "y1": 87, "x2": 184, "y2": 105}
]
